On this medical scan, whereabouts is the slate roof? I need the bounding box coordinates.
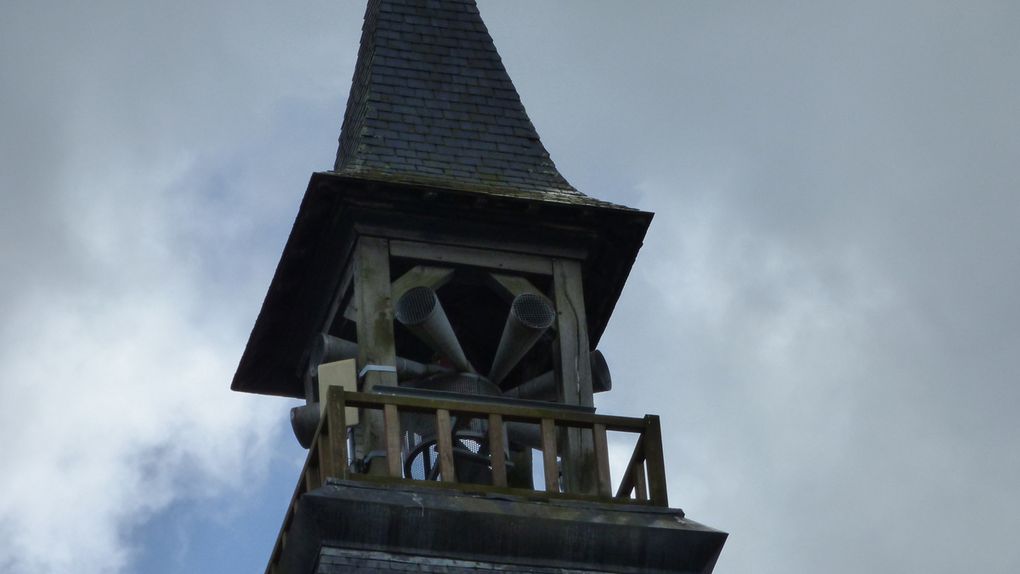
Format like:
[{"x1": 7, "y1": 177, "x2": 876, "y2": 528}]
[{"x1": 334, "y1": 0, "x2": 617, "y2": 207}]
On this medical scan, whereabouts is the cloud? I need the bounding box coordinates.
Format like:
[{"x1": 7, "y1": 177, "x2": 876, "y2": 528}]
[
  {"x1": 0, "y1": 1, "x2": 355, "y2": 572},
  {"x1": 0, "y1": 157, "x2": 279, "y2": 573},
  {"x1": 3, "y1": 1, "x2": 1020, "y2": 573},
  {"x1": 551, "y1": 2, "x2": 1020, "y2": 571}
]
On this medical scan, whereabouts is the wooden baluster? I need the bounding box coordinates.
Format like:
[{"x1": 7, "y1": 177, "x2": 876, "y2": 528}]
[
  {"x1": 326, "y1": 387, "x2": 349, "y2": 479},
  {"x1": 488, "y1": 413, "x2": 507, "y2": 487},
  {"x1": 436, "y1": 409, "x2": 456, "y2": 483},
  {"x1": 541, "y1": 418, "x2": 559, "y2": 493},
  {"x1": 615, "y1": 434, "x2": 644, "y2": 499},
  {"x1": 633, "y1": 463, "x2": 648, "y2": 501},
  {"x1": 384, "y1": 404, "x2": 402, "y2": 478},
  {"x1": 592, "y1": 423, "x2": 612, "y2": 498}
]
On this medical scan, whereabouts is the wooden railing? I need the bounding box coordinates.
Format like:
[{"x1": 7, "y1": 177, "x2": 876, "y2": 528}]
[{"x1": 266, "y1": 387, "x2": 669, "y2": 573}]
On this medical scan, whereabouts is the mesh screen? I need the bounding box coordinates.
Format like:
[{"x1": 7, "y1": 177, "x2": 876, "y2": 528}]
[
  {"x1": 395, "y1": 286, "x2": 436, "y2": 325},
  {"x1": 511, "y1": 293, "x2": 555, "y2": 329}
]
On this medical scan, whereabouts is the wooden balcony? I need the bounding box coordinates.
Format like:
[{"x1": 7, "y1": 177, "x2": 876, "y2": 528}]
[{"x1": 268, "y1": 387, "x2": 674, "y2": 573}]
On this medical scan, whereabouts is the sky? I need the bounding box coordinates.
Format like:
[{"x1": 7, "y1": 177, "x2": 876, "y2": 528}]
[{"x1": 2, "y1": 1, "x2": 1019, "y2": 573}]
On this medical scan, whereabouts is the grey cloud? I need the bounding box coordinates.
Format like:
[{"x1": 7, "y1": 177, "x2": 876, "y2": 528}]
[
  {"x1": 0, "y1": 1, "x2": 355, "y2": 572},
  {"x1": 488, "y1": 1, "x2": 1020, "y2": 572},
  {"x1": 3, "y1": 1, "x2": 1019, "y2": 573}
]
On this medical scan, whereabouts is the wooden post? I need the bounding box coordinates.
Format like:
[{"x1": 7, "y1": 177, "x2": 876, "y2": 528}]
[
  {"x1": 592, "y1": 422, "x2": 612, "y2": 498},
  {"x1": 353, "y1": 236, "x2": 397, "y2": 472},
  {"x1": 326, "y1": 387, "x2": 349, "y2": 479},
  {"x1": 488, "y1": 413, "x2": 508, "y2": 487},
  {"x1": 552, "y1": 259, "x2": 596, "y2": 494},
  {"x1": 383, "y1": 404, "x2": 402, "y2": 478},
  {"x1": 541, "y1": 418, "x2": 559, "y2": 493},
  {"x1": 435, "y1": 409, "x2": 457, "y2": 483},
  {"x1": 643, "y1": 414, "x2": 669, "y2": 506}
]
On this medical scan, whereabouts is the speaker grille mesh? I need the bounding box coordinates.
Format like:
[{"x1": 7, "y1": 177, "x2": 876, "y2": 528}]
[
  {"x1": 395, "y1": 286, "x2": 437, "y2": 325},
  {"x1": 511, "y1": 293, "x2": 555, "y2": 329}
]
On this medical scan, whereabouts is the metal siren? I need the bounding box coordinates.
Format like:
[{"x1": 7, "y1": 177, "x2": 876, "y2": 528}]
[
  {"x1": 395, "y1": 286, "x2": 475, "y2": 373},
  {"x1": 488, "y1": 293, "x2": 556, "y2": 387}
]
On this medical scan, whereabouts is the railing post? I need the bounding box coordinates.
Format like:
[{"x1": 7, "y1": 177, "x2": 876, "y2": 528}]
[
  {"x1": 435, "y1": 409, "x2": 457, "y2": 483},
  {"x1": 643, "y1": 414, "x2": 669, "y2": 506},
  {"x1": 488, "y1": 414, "x2": 508, "y2": 487},
  {"x1": 326, "y1": 387, "x2": 349, "y2": 479},
  {"x1": 541, "y1": 418, "x2": 559, "y2": 493},
  {"x1": 592, "y1": 423, "x2": 612, "y2": 498},
  {"x1": 383, "y1": 404, "x2": 402, "y2": 478}
]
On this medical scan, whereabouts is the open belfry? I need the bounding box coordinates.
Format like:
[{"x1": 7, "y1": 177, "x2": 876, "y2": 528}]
[{"x1": 232, "y1": 1, "x2": 727, "y2": 572}]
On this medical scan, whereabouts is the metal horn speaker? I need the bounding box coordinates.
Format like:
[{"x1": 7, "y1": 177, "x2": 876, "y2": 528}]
[
  {"x1": 310, "y1": 333, "x2": 450, "y2": 380},
  {"x1": 488, "y1": 293, "x2": 556, "y2": 386},
  {"x1": 504, "y1": 350, "x2": 612, "y2": 401},
  {"x1": 395, "y1": 286, "x2": 475, "y2": 373}
]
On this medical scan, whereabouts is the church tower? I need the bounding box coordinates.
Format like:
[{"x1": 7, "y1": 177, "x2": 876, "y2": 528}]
[{"x1": 232, "y1": 1, "x2": 727, "y2": 572}]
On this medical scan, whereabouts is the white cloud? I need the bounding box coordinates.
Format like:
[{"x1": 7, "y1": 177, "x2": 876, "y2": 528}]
[
  {"x1": 0, "y1": 156, "x2": 280, "y2": 573},
  {"x1": 4, "y1": 1, "x2": 1020, "y2": 573}
]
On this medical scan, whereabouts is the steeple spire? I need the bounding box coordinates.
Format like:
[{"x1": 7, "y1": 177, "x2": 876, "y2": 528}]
[{"x1": 334, "y1": 0, "x2": 583, "y2": 200}]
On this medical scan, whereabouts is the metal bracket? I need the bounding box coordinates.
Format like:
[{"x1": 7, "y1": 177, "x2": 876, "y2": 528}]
[{"x1": 359, "y1": 364, "x2": 398, "y2": 379}]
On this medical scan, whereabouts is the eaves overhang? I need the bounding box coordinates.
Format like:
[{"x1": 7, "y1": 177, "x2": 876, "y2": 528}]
[{"x1": 231, "y1": 172, "x2": 652, "y2": 398}]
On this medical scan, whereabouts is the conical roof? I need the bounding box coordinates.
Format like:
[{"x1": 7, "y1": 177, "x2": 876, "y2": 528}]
[{"x1": 334, "y1": 0, "x2": 594, "y2": 203}]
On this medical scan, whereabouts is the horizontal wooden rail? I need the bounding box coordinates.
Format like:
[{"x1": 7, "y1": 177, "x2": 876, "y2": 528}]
[{"x1": 338, "y1": 390, "x2": 649, "y2": 432}]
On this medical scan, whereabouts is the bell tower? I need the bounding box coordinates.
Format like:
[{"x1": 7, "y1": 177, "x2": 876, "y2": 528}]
[{"x1": 232, "y1": 1, "x2": 726, "y2": 572}]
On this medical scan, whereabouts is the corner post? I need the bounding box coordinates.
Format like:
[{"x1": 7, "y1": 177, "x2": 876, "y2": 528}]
[
  {"x1": 353, "y1": 236, "x2": 398, "y2": 473},
  {"x1": 552, "y1": 259, "x2": 596, "y2": 494},
  {"x1": 643, "y1": 414, "x2": 669, "y2": 506}
]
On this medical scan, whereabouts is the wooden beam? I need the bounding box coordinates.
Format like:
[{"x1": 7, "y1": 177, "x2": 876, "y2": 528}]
[
  {"x1": 488, "y1": 273, "x2": 545, "y2": 302},
  {"x1": 552, "y1": 259, "x2": 593, "y2": 407},
  {"x1": 552, "y1": 259, "x2": 596, "y2": 494},
  {"x1": 345, "y1": 264, "x2": 456, "y2": 322},
  {"x1": 325, "y1": 250, "x2": 357, "y2": 331},
  {"x1": 353, "y1": 221, "x2": 589, "y2": 262},
  {"x1": 390, "y1": 239, "x2": 553, "y2": 275},
  {"x1": 333, "y1": 390, "x2": 648, "y2": 432},
  {"x1": 616, "y1": 435, "x2": 645, "y2": 499},
  {"x1": 353, "y1": 237, "x2": 397, "y2": 469},
  {"x1": 392, "y1": 265, "x2": 456, "y2": 301}
]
